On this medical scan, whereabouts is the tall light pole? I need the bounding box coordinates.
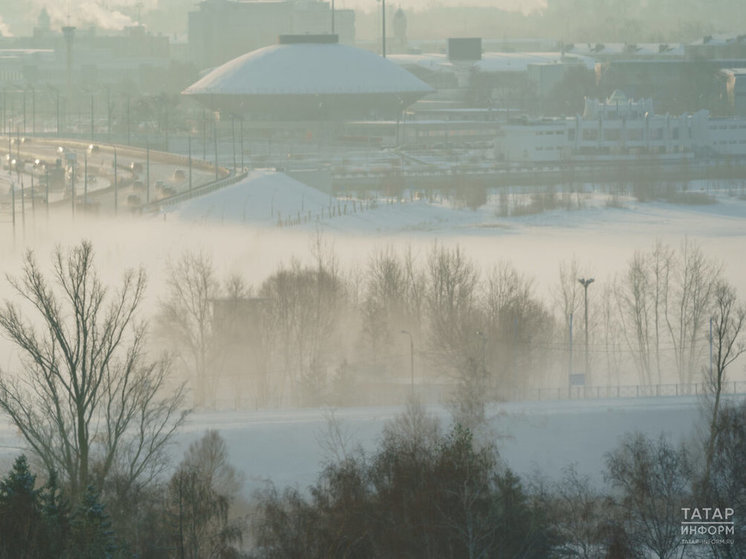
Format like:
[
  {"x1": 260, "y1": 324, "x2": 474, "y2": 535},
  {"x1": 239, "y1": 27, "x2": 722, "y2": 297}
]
[
  {"x1": 578, "y1": 277, "x2": 594, "y2": 383},
  {"x1": 401, "y1": 330, "x2": 414, "y2": 396},
  {"x1": 62, "y1": 26, "x2": 76, "y2": 136},
  {"x1": 379, "y1": 0, "x2": 387, "y2": 57}
]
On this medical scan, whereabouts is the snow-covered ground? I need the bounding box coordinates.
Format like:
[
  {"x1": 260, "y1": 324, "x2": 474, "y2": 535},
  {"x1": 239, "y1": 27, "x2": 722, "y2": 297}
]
[
  {"x1": 169, "y1": 170, "x2": 746, "y2": 293},
  {"x1": 0, "y1": 169, "x2": 744, "y2": 494},
  {"x1": 0, "y1": 396, "x2": 712, "y2": 496},
  {"x1": 168, "y1": 396, "x2": 709, "y2": 496}
]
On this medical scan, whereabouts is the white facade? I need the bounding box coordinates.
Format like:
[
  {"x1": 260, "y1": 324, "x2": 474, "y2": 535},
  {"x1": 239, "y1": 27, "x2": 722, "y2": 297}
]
[
  {"x1": 496, "y1": 92, "x2": 746, "y2": 162},
  {"x1": 496, "y1": 120, "x2": 568, "y2": 162},
  {"x1": 702, "y1": 119, "x2": 746, "y2": 156}
]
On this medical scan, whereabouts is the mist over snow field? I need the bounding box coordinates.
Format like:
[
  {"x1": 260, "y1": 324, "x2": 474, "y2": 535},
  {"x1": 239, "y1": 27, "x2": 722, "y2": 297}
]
[
  {"x1": 0, "y1": 397, "x2": 708, "y2": 495},
  {"x1": 0, "y1": 169, "x2": 744, "y2": 490},
  {"x1": 169, "y1": 396, "x2": 709, "y2": 496}
]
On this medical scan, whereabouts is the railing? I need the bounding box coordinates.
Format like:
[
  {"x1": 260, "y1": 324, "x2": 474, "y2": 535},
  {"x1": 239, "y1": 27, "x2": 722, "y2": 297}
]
[
  {"x1": 141, "y1": 169, "x2": 249, "y2": 213},
  {"x1": 507, "y1": 381, "x2": 746, "y2": 403}
]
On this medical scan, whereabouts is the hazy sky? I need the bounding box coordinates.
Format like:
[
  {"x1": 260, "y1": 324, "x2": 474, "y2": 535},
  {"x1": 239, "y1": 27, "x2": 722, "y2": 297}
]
[
  {"x1": 339, "y1": 0, "x2": 545, "y2": 13},
  {"x1": 0, "y1": 0, "x2": 546, "y2": 36}
]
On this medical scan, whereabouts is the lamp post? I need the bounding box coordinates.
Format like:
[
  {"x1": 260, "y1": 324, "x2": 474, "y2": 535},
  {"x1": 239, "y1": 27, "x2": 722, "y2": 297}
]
[
  {"x1": 113, "y1": 146, "x2": 118, "y2": 215},
  {"x1": 378, "y1": 0, "x2": 387, "y2": 57},
  {"x1": 401, "y1": 330, "x2": 414, "y2": 396},
  {"x1": 578, "y1": 277, "x2": 594, "y2": 382}
]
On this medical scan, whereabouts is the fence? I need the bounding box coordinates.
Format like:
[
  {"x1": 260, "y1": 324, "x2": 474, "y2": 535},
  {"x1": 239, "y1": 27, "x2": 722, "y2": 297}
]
[
  {"x1": 507, "y1": 380, "x2": 746, "y2": 403},
  {"x1": 141, "y1": 169, "x2": 248, "y2": 213}
]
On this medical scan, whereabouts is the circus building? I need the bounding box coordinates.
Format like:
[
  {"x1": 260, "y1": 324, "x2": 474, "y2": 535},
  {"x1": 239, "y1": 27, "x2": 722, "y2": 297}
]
[{"x1": 182, "y1": 34, "x2": 434, "y2": 121}]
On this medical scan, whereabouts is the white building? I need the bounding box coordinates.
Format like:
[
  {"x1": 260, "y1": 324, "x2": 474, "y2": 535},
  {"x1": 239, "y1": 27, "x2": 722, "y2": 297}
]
[{"x1": 496, "y1": 91, "x2": 746, "y2": 163}]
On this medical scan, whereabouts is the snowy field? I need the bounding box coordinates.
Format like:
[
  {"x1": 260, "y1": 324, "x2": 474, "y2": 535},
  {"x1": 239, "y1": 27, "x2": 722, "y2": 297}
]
[
  {"x1": 0, "y1": 169, "x2": 744, "y2": 491},
  {"x1": 168, "y1": 396, "x2": 710, "y2": 496},
  {"x1": 0, "y1": 396, "x2": 711, "y2": 496}
]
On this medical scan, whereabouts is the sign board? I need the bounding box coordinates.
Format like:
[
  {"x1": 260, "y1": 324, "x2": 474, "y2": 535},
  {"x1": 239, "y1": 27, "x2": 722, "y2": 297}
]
[{"x1": 569, "y1": 374, "x2": 585, "y2": 387}]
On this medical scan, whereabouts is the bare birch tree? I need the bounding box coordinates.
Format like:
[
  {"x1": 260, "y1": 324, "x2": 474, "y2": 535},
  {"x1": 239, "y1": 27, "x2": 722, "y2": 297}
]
[
  {"x1": 616, "y1": 251, "x2": 653, "y2": 385},
  {"x1": 704, "y1": 279, "x2": 746, "y2": 481},
  {"x1": 667, "y1": 241, "x2": 719, "y2": 384},
  {"x1": 0, "y1": 241, "x2": 186, "y2": 499},
  {"x1": 648, "y1": 241, "x2": 674, "y2": 384},
  {"x1": 159, "y1": 250, "x2": 220, "y2": 407},
  {"x1": 616, "y1": 241, "x2": 716, "y2": 386}
]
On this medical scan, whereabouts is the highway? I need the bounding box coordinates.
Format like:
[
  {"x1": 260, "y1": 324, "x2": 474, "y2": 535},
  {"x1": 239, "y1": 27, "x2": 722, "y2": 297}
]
[{"x1": 0, "y1": 136, "x2": 227, "y2": 217}]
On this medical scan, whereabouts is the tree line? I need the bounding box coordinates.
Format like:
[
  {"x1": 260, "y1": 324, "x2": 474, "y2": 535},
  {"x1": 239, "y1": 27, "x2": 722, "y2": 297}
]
[
  {"x1": 157, "y1": 238, "x2": 744, "y2": 426},
  {"x1": 0, "y1": 239, "x2": 742, "y2": 556},
  {"x1": 249, "y1": 396, "x2": 746, "y2": 559}
]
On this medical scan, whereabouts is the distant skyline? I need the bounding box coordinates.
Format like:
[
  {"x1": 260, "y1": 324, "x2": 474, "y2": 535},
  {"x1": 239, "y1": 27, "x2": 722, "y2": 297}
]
[{"x1": 0, "y1": 0, "x2": 546, "y2": 37}]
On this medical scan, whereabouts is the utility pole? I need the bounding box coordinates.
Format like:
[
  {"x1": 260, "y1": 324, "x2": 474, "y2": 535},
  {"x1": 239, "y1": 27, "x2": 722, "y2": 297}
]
[
  {"x1": 214, "y1": 119, "x2": 219, "y2": 181},
  {"x1": 231, "y1": 116, "x2": 236, "y2": 173},
  {"x1": 70, "y1": 156, "x2": 75, "y2": 219},
  {"x1": 84, "y1": 149, "x2": 88, "y2": 209},
  {"x1": 188, "y1": 134, "x2": 192, "y2": 192},
  {"x1": 45, "y1": 168, "x2": 49, "y2": 220},
  {"x1": 239, "y1": 118, "x2": 244, "y2": 171},
  {"x1": 568, "y1": 312, "x2": 573, "y2": 381},
  {"x1": 382, "y1": 0, "x2": 387, "y2": 58},
  {"x1": 578, "y1": 277, "x2": 595, "y2": 383},
  {"x1": 146, "y1": 142, "x2": 150, "y2": 204},
  {"x1": 709, "y1": 316, "x2": 713, "y2": 380},
  {"x1": 113, "y1": 146, "x2": 118, "y2": 215}
]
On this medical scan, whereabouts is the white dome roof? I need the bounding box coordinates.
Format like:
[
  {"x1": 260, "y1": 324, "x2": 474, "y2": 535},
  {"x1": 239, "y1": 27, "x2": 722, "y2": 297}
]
[{"x1": 183, "y1": 41, "x2": 433, "y2": 97}]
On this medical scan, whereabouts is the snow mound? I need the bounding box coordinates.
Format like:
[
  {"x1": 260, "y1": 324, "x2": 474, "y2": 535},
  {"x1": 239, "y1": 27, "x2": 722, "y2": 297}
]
[{"x1": 174, "y1": 170, "x2": 332, "y2": 225}]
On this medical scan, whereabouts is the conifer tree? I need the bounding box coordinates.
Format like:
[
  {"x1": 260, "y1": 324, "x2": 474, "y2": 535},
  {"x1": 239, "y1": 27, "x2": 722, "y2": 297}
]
[{"x1": 66, "y1": 485, "x2": 117, "y2": 559}]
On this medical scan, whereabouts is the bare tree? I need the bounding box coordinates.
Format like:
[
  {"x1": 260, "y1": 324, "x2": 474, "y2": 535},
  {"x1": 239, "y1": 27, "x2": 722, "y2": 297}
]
[
  {"x1": 0, "y1": 241, "x2": 186, "y2": 499},
  {"x1": 551, "y1": 464, "x2": 612, "y2": 559},
  {"x1": 169, "y1": 430, "x2": 245, "y2": 559},
  {"x1": 424, "y1": 244, "x2": 485, "y2": 422},
  {"x1": 704, "y1": 279, "x2": 746, "y2": 481},
  {"x1": 615, "y1": 251, "x2": 654, "y2": 385},
  {"x1": 554, "y1": 258, "x2": 583, "y2": 330},
  {"x1": 425, "y1": 243, "x2": 480, "y2": 369},
  {"x1": 260, "y1": 256, "x2": 347, "y2": 406},
  {"x1": 159, "y1": 250, "x2": 220, "y2": 407},
  {"x1": 648, "y1": 241, "x2": 674, "y2": 384},
  {"x1": 605, "y1": 433, "x2": 691, "y2": 559},
  {"x1": 667, "y1": 241, "x2": 719, "y2": 384},
  {"x1": 362, "y1": 246, "x2": 410, "y2": 356},
  {"x1": 361, "y1": 246, "x2": 425, "y2": 386},
  {"x1": 601, "y1": 283, "x2": 626, "y2": 387},
  {"x1": 616, "y1": 241, "x2": 717, "y2": 386},
  {"x1": 485, "y1": 262, "x2": 554, "y2": 396}
]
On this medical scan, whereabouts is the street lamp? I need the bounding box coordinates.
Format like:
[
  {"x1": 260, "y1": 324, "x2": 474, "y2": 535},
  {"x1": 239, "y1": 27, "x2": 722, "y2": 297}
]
[
  {"x1": 578, "y1": 277, "x2": 594, "y2": 383},
  {"x1": 377, "y1": 0, "x2": 387, "y2": 57},
  {"x1": 401, "y1": 330, "x2": 414, "y2": 395}
]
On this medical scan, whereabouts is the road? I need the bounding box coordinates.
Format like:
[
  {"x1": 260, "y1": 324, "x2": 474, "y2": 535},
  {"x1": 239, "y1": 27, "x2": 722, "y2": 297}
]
[{"x1": 0, "y1": 136, "x2": 226, "y2": 218}]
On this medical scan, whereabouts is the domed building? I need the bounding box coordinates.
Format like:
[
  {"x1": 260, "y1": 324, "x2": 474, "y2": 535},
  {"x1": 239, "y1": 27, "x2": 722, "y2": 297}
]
[{"x1": 182, "y1": 34, "x2": 433, "y2": 120}]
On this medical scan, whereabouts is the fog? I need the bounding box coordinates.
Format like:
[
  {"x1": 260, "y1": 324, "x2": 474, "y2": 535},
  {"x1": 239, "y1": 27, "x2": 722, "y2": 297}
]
[
  {"x1": 1, "y1": 0, "x2": 745, "y2": 554},
  {"x1": 1, "y1": 191, "x2": 743, "y2": 404}
]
